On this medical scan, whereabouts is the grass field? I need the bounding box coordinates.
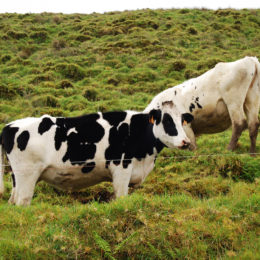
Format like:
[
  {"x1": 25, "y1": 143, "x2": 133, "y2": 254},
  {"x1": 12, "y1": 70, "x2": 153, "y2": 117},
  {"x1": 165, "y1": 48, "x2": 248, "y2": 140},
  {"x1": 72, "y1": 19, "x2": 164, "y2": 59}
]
[{"x1": 0, "y1": 9, "x2": 259, "y2": 259}]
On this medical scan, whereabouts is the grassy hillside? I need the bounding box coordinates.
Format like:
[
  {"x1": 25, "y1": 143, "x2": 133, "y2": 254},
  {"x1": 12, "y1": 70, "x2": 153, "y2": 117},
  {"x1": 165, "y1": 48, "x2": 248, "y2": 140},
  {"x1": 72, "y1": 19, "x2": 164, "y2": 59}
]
[{"x1": 0, "y1": 9, "x2": 259, "y2": 259}]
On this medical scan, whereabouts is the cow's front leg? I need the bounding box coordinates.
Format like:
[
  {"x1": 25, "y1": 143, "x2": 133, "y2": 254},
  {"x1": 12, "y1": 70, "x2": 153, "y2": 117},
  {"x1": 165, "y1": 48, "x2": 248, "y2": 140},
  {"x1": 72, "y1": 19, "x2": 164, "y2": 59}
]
[
  {"x1": 183, "y1": 124, "x2": 197, "y2": 150},
  {"x1": 111, "y1": 164, "x2": 132, "y2": 198}
]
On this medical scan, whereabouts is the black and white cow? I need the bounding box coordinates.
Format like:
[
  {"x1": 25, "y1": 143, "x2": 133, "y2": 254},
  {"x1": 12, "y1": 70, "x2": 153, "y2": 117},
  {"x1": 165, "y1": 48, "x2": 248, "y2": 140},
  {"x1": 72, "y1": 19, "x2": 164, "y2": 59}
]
[
  {"x1": 0, "y1": 101, "x2": 193, "y2": 206},
  {"x1": 145, "y1": 56, "x2": 260, "y2": 154}
]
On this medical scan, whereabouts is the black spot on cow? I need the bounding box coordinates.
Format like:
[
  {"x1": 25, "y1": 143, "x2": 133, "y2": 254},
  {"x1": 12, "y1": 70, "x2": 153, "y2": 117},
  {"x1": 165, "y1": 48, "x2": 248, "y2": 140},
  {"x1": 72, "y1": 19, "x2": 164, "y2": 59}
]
[
  {"x1": 162, "y1": 113, "x2": 178, "y2": 136},
  {"x1": 105, "y1": 123, "x2": 129, "y2": 167},
  {"x1": 1, "y1": 125, "x2": 19, "y2": 154},
  {"x1": 122, "y1": 159, "x2": 132, "y2": 169},
  {"x1": 63, "y1": 139, "x2": 96, "y2": 165},
  {"x1": 38, "y1": 117, "x2": 54, "y2": 135},
  {"x1": 54, "y1": 117, "x2": 68, "y2": 151},
  {"x1": 196, "y1": 102, "x2": 202, "y2": 109},
  {"x1": 105, "y1": 114, "x2": 164, "y2": 169},
  {"x1": 54, "y1": 113, "x2": 105, "y2": 165},
  {"x1": 154, "y1": 155, "x2": 158, "y2": 164},
  {"x1": 17, "y1": 131, "x2": 30, "y2": 151},
  {"x1": 82, "y1": 162, "x2": 96, "y2": 173},
  {"x1": 103, "y1": 111, "x2": 127, "y2": 127},
  {"x1": 182, "y1": 113, "x2": 194, "y2": 124},
  {"x1": 189, "y1": 103, "x2": 195, "y2": 113},
  {"x1": 174, "y1": 90, "x2": 177, "y2": 95},
  {"x1": 11, "y1": 173, "x2": 16, "y2": 188},
  {"x1": 195, "y1": 97, "x2": 202, "y2": 109}
]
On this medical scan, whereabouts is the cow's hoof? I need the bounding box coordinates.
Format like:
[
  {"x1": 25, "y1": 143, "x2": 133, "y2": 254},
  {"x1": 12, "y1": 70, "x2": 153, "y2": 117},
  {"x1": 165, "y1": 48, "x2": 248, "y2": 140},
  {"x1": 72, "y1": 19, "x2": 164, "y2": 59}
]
[
  {"x1": 249, "y1": 151, "x2": 256, "y2": 157},
  {"x1": 227, "y1": 144, "x2": 237, "y2": 151}
]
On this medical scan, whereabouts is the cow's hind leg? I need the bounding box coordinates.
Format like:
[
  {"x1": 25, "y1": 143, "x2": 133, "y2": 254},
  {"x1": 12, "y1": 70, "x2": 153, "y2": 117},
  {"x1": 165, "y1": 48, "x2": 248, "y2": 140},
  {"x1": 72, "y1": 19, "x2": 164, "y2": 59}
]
[
  {"x1": 227, "y1": 110, "x2": 247, "y2": 151},
  {"x1": 222, "y1": 93, "x2": 248, "y2": 150},
  {"x1": 244, "y1": 84, "x2": 260, "y2": 155},
  {"x1": 12, "y1": 166, "x2": 42, "y2": 206},
  {"x1": 8, "y1": 174, "x2": 16, "y2": 205}
]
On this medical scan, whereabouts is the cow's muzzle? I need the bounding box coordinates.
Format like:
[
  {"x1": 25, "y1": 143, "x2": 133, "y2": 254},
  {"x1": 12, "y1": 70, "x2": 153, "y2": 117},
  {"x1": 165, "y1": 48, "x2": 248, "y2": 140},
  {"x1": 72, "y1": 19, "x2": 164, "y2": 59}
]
[{"x1": 178, "y1": 140, "x2": 190, "y2": 149}]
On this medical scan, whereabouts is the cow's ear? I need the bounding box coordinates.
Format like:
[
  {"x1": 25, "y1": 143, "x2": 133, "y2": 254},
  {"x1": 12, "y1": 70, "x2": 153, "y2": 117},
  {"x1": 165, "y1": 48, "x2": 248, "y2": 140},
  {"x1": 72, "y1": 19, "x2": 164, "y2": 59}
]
[
  {"x1": 149, "y1": 109, "x2": 162, "y2": 125},
  {"x1": 182, "y1": 113, "x2": 194, "y2": 125}
]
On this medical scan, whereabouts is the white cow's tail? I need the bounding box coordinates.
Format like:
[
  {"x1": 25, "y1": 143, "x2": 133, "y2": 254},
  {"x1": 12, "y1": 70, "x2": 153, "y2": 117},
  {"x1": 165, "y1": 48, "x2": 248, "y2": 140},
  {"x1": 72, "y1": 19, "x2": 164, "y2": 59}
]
[
  {"x1": 253, "y1": 57, "x2": 260, "y2": 94},
  {"x1": 0, "y1": 133, "x2": 4, "y2": 197}
]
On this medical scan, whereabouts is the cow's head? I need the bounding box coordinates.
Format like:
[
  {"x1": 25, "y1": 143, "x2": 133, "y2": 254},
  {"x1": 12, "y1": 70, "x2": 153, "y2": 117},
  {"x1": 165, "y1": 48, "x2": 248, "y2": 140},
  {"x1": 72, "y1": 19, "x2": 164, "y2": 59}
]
[{"x1": 149, "y1": 101, "x2": 193, "y2": 149}]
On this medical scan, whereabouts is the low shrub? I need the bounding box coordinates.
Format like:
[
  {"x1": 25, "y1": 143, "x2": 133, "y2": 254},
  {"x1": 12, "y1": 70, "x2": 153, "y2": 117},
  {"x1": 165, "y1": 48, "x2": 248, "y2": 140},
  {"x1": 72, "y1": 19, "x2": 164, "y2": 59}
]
[
  {"x1": 31, "y1": 95, "x2": 59, "y2": 108},
  {"x1": 187, "y1": 26, "x2": 198, "y2": 35},
  {"x1": 7, "y1": 30, "x2": 27, "y2": 39},
  {"x1": 184, "y1": 69, "x2": 200, "y2": 79},
  {"x1": 55, "y1": 63, "x2": 86, "y2": 81},
  {"x1": 30, "y1": 74, "x2": 54, "y2": 85},
  {"x1": 30, "y1": 31, "x2": 49, "y2": 42},
  {"x1": 85, "y1": 67, "x2": 102, "y2": 78},
  {"x1": 104, "y1": 59, "x2": 121, "y2": 68},
  {"x1": 52, "y1": 38, "x2": 67, "y2": 50},
  {"x1": 83, "y1": 88, "x2": 98, "y2": 101},
  {"x1": 84, "y1": 56, "x2": 97, "y2": 67},
  {"x1": 1, "y1": 54, "x2": 12, "y2": 63},
  {"x1": 74, "y1": 34, "x2": 92, "y2": 42},
  {"x1": 0, "y1": 84, "x2": 17, "y2": 99},
  {"x1": 18, "y1": 45, "x2": 37, "y2": 59},
  {"x1": 167, "y1": 60, "x2": 186, "y2": 72},
  {"x1": 58, "y1": 80, "x2": 74, "y2": 89}
]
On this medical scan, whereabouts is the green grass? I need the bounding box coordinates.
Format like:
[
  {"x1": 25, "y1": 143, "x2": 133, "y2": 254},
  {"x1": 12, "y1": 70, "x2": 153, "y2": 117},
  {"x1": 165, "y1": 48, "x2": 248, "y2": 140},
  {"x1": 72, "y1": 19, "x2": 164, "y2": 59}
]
[{"x1": 0, "y1": 9, "x2": 260, "y2": 259}]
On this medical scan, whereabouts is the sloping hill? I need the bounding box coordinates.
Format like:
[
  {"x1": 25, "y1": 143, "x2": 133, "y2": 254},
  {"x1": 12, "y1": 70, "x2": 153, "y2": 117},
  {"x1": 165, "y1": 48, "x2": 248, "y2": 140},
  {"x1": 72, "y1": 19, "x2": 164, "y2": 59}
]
[{"x1": 0, "y1": 9, "x2": 260, "y2": 123}]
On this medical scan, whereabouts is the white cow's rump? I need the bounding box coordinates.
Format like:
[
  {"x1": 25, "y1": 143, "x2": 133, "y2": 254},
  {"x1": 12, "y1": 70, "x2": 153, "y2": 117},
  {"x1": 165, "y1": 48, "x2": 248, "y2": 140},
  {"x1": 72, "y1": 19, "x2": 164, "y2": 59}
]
[
  {"x1": 0, "y1": 104, "x2": 192, "y2": 206},
  {"x1": 145, "y1": 56, "x2": 260, "y2": 154}
]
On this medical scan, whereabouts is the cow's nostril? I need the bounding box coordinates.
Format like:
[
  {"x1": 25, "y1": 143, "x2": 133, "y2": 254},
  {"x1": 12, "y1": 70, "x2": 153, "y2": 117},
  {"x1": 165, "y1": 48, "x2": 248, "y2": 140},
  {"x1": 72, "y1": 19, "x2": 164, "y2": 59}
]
[{"x1": 182, "y1": 140, "x2": 190, "y2": 148}]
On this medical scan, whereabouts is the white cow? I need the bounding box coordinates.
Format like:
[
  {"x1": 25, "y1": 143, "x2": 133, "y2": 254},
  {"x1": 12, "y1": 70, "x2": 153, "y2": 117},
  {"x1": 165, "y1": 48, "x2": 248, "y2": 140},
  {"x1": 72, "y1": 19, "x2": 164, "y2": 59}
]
[
  {"x1": 0, "y1": 102, "x2": 192, "y2": 206},
  {"x1": 145, "y1": 56, "x2": 260, "y2": 154}
]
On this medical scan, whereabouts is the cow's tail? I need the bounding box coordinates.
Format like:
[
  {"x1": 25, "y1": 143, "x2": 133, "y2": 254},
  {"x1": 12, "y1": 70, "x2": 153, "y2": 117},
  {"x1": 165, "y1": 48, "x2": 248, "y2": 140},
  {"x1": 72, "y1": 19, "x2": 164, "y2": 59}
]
[
  {"x1": 254, "y1": 57, "x2": 260, "y2": 94},
  {"x1": 0, "y1": 132, "x2": 4, "y2": 197},
  {"x1": 251, "y1": 57, "x2": 260, "y2": 93}
]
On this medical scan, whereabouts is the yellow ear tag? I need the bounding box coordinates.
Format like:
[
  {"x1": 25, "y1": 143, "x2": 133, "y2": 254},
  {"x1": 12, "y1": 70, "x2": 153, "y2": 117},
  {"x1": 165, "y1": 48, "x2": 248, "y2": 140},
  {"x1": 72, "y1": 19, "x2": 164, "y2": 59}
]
[
  {"x1": 183, "y1": 120, "x2": 187, "y2": 126},
  {"x1": 149, "y1": 116, "x2": 155, "y2": 124}
]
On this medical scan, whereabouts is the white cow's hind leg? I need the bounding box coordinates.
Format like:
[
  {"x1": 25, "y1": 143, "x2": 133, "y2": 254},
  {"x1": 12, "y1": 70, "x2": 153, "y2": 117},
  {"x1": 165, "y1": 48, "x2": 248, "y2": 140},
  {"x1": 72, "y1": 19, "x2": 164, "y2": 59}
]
[
  {"x1": 222, "y1": 97, "x2": 248, "y2": 150},
  {"x1": 244, "y1": 82, "x2": 260, "y2": 154},
  {"x1": 220, "y1": 63, "x2": 255, "y2": 151},
  {"x1": 12, "y1": 166, "x2": 42, "y2": 206},
  {"x1": 111, "y1": 164, "x2": 132, "y2": 198},
  {"x1": 227, "y1": 107, "x2": 247, "y2": 151}
]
